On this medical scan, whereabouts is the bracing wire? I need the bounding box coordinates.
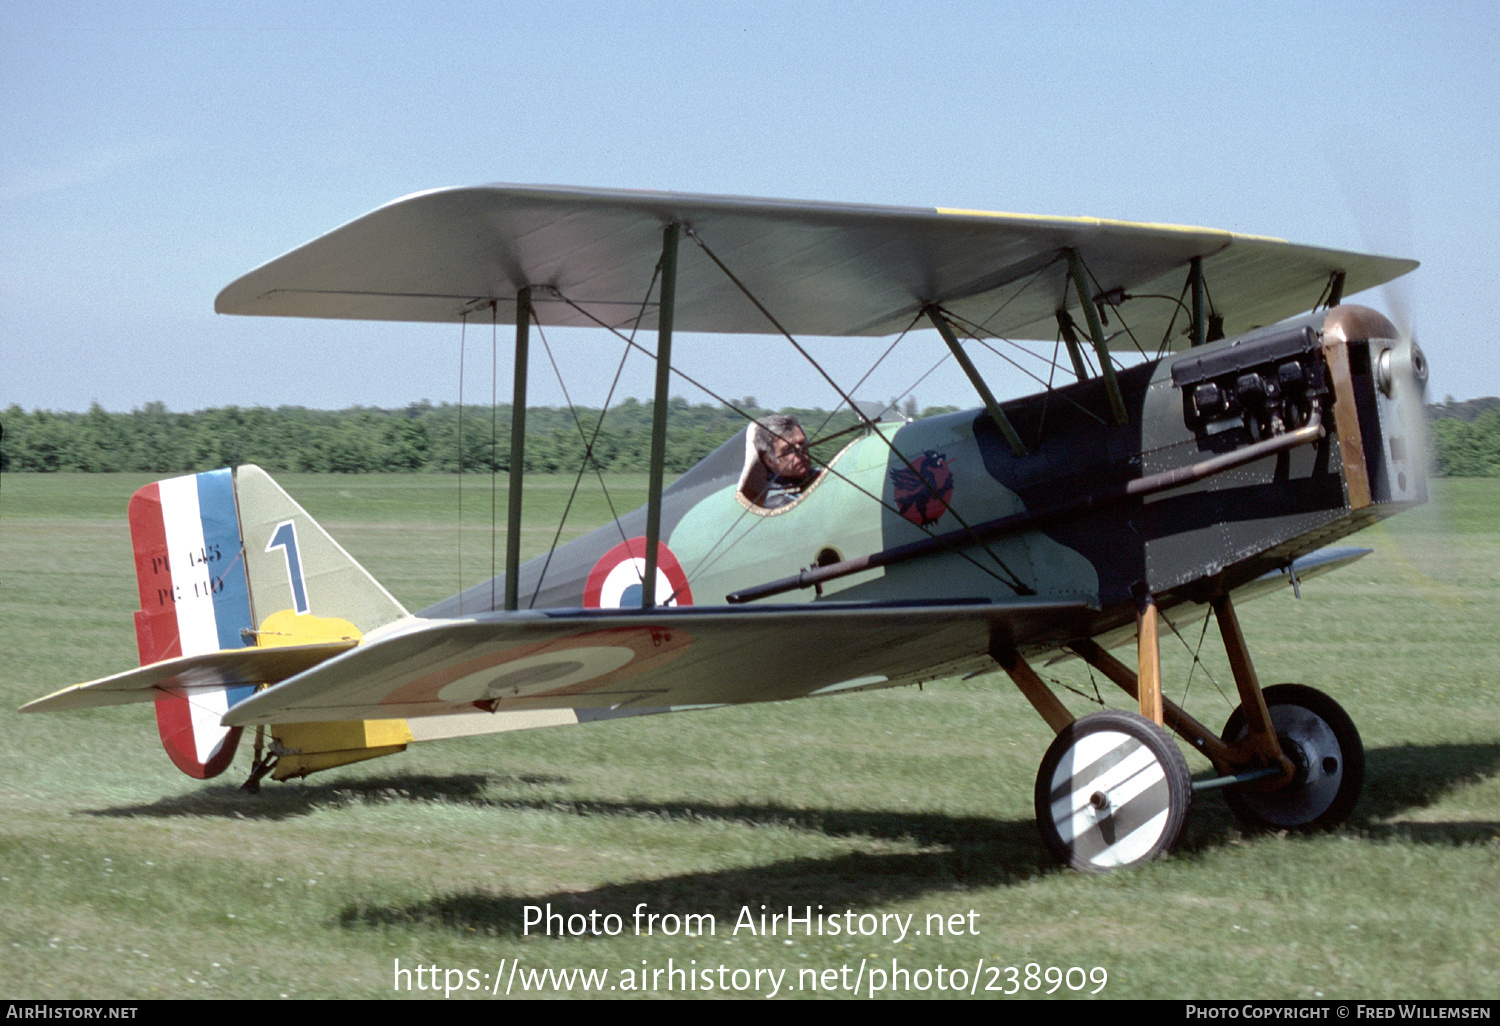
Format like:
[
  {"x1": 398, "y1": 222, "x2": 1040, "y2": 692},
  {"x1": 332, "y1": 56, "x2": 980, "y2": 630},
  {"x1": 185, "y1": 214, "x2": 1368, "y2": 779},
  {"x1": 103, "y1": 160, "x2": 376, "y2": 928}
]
[
  {"x1": 526, "y1": 261, "x2": 663, "y2": 607},
  {"x1": 969, "y1": 260, "x2": 1055, "y2": 338},
  {"x1": 526, "y1": 319, "x2": 635, "y2": 606},
  {"x1": 683, "y1": 231, "x2": 1032, "y2": 594},
  {"x1": 456, "y1": 311, "x2": 467, "y2": 612},
  {"x1": 548, "y1": 288, "x2": 1028, "y2": 595},
  {"x1": 491, "y1": 305, "x2": 499, "y2": 611},
  {"x1": 1154, "y1": 277, "x2": 1195, "y2": 357},
  {"x1": 938, "y1": 309, "x2": 1107, "y2": 428},
  {"x1": 1161, "y1": 606, "x2": 1232, "y2": 710},
  {"x1": 809, "y1": 309, "x2": 926, "y2": 439},
  {"x1": 1077, "y1": 259, "x2": 1150, "y2": 362}
]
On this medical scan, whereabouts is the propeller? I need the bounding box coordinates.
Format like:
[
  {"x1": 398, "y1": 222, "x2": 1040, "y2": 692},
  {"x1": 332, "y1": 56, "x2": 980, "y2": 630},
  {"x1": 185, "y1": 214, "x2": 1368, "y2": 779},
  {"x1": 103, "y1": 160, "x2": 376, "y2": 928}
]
[
  {"x1": 1330, "y1": 154, "x2": 1431, "y2": 486},
  {"x1": 1327, "y1": 165, "x2": 1454, "y2": 603}
]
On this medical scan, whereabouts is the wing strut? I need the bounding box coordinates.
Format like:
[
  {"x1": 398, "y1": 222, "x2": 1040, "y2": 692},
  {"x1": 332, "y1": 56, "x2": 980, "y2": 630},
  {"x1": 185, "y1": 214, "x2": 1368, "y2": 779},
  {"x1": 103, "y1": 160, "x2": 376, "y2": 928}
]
[
  {"x1": 1324, "y1": 270, "x2": 1347, "y2": 309},
  {"x1": 504, "y1": 287, "x2": 531, "y2": 611},
  {"x1": 1053, "y1": 310, "x2": 1092, "y2": 382},
  {"x1": 1066, "y1": 249, "x2": 1128, "y2": 425},
  {"x1": 926, "y1": 307, "x2": 1026, "y2": 456},
  {"x1": 641, "y1": 223, "x2": 679, "y2": 608},
  {"x1": 1189, "y1": 257, "x2": 1207, "y2": 349}
]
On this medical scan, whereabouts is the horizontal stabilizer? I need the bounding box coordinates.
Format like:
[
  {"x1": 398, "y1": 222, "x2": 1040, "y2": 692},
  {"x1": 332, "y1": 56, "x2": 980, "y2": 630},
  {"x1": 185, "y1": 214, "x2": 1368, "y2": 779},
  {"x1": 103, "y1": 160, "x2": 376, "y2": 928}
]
[
  {"x1": 19, "y1": 642, "x2": 354, "y2": 715},
  {"x1": 225, "y1": 598, "x2": 1093, "y2": 726}
]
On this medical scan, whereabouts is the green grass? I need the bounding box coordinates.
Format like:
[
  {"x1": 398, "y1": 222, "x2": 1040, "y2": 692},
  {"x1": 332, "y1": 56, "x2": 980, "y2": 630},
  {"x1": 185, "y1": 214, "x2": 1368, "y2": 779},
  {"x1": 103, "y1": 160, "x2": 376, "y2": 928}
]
[{"x1": 1, "y1": 474, "x2": 1496, "y2": 999}]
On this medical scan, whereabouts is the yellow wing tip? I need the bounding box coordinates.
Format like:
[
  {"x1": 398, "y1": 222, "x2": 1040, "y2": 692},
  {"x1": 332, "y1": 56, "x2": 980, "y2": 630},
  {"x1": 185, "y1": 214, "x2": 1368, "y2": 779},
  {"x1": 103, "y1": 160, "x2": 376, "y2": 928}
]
[{"x1": 934, "y1": 207, "x2": 1287, "y2": 243}]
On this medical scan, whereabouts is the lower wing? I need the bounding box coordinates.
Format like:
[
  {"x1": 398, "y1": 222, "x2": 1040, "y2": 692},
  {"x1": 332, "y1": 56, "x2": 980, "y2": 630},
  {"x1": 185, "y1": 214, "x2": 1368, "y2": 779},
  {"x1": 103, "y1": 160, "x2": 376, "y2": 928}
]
[{"x1": 223, "y1": 598, "x2": 1095, "y2": 726}]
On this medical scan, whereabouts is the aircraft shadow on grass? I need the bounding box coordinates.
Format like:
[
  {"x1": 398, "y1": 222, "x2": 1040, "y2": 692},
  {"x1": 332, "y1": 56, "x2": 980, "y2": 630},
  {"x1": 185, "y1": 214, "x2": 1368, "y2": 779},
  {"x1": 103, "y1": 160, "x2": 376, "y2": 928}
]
[
  {"x1": 338, "y1": 842, "x2": 1040, "y2": 941},
  {"x1": 83, "y1": 743, "x2": 1499, "y2": 938}
]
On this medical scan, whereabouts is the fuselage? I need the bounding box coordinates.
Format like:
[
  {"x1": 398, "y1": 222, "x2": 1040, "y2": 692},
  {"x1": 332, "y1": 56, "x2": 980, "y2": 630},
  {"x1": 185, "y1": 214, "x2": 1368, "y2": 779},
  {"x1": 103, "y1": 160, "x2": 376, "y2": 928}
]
[{"x1": 424, "y1": 304, "x2": 1426, "y2": 665}]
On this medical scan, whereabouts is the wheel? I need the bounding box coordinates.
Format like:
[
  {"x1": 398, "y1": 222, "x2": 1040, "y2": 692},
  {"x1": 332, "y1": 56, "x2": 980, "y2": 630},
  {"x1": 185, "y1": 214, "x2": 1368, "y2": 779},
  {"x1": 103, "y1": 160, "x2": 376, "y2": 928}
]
[
  {"x1": 1034, "y1": 710, "x2": 1193, "y2": 872},
  {"x1": 1220, "y1": 684, "x2": 1364, "y2": 831}
]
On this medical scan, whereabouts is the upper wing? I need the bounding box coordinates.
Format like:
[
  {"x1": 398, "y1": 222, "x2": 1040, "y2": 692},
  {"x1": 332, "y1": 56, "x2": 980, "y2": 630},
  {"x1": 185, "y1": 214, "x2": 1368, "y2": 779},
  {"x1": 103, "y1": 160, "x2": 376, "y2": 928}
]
[
  {"x1": 223, "y1": 599, "x2": 1092, "y2": 726},
  {"x1": 216, "y1": 184, "x2": 1416, "y2": 350}
]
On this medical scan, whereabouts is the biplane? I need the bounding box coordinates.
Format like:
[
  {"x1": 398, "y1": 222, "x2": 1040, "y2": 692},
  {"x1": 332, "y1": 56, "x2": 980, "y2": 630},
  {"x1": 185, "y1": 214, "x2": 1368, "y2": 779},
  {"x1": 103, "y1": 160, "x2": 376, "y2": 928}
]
[{"x1": 22, "y1": 184, "x2": 1430, "y2": 872}]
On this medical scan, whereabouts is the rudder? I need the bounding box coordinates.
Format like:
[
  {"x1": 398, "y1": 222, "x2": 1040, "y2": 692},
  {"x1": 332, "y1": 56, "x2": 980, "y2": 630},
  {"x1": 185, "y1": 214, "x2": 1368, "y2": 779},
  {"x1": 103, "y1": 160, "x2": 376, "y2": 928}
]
[{"x1": 129, "y1": 469, "x2": 256, "y2": 778}]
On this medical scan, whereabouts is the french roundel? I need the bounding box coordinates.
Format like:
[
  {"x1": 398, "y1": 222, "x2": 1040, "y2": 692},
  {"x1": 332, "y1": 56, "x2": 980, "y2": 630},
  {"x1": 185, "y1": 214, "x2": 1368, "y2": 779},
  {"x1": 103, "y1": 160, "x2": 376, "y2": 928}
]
[{"x1": 584, "y1": 537, "x2": 694, "y2": 609}]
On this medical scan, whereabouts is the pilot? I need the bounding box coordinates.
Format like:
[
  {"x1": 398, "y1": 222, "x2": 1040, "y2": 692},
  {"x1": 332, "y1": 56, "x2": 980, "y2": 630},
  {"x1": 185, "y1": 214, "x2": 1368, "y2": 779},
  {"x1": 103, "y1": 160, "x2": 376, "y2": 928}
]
[{"x1": 740, "y1": 414, "x2": 815, "y2": 509}]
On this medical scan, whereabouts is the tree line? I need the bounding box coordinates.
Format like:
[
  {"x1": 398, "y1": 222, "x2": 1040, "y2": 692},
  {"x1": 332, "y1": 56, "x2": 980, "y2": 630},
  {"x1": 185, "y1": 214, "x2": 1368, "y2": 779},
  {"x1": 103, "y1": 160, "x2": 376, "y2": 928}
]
[
  {"x1": 1427, "y1": 397, "x2": 1500, "y2": 477},
  {"x1": 3, "y1": 397, "x2": 1496, "y2": 476},
  {"x1": 0, "y1": 399, "x2": 905, "y2": 476}
]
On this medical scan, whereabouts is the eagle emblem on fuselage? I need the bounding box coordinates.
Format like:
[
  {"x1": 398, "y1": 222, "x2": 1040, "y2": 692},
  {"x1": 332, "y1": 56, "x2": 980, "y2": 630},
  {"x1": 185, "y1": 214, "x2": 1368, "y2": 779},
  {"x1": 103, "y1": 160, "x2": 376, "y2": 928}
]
[{"x1": 891, "y1": 450, "x2": 955, "y2": 527}]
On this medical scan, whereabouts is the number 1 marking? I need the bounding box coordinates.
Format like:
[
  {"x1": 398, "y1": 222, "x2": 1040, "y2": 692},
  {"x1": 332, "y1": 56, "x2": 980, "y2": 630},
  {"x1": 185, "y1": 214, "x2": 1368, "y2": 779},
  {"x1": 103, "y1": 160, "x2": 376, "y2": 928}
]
[{"x1": 266, "y1": 520, "x2": 310, "y2": 614}]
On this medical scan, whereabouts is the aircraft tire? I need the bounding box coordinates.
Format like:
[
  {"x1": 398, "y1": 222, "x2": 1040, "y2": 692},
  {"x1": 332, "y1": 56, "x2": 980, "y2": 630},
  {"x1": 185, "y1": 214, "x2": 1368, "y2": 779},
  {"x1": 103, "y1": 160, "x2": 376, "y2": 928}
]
[
  {"x1": 1220, "y1": 684, "x2": 1364, "y2": 832},
  {"x1": 1034, "y1": 710, "x2": 1192, "y2": 873}
]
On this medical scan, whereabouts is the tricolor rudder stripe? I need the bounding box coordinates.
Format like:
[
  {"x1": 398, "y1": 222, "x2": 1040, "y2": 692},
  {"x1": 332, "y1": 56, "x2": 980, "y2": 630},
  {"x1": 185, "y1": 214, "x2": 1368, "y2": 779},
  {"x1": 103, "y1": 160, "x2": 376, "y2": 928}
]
[{"x1": 128, "y1": 469, "x2": 256, "y2": 779}]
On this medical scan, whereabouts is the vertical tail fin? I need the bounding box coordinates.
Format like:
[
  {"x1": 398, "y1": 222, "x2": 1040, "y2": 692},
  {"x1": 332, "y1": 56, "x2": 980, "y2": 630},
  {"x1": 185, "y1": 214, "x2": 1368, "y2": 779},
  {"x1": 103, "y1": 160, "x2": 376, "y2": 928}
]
[
  {"x1": 127, "y1": 465, "x2": 407, "y2": 778},
  {"x1": 233, "y1": 465, "x2": 407, "y2": 647}
]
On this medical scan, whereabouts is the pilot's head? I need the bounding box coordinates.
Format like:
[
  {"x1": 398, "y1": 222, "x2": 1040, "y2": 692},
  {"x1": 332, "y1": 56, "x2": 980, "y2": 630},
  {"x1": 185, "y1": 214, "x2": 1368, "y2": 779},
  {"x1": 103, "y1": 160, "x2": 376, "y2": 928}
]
[{"x1": 754, "y1": 415, "x2": 811, "y2": 483}]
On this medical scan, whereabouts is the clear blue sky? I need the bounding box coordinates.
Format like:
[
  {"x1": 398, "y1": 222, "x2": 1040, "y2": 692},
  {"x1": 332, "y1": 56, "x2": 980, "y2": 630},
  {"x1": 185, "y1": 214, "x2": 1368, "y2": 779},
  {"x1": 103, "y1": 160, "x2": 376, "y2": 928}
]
[{"x1": 4, "y1": 1, "x2": 1496, "y2": 415}]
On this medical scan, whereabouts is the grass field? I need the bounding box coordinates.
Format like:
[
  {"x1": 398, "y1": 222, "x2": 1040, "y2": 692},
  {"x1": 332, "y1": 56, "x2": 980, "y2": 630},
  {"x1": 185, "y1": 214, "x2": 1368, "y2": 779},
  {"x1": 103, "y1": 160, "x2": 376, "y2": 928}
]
[{"x1": 1, "y1": 472, "x2": 1496, "y2": 1000}]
